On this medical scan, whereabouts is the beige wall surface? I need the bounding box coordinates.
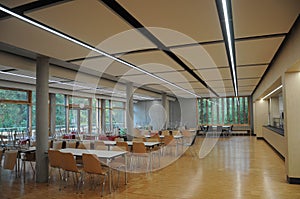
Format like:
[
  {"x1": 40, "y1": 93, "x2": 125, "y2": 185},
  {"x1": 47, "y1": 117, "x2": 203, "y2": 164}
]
[
  {"x1": 284, "y1": 72, "x2": 300, "y2": 178},
  {"x1": 253, "y1": 100, "x2": 268, "y2": 137},
  {"x1": 262, "y1": 127, "x2": 286, "y2": 158}
]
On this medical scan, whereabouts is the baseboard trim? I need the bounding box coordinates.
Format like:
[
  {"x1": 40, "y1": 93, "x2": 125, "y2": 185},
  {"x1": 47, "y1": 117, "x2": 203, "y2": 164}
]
[
  {"x1": 258, "y1": 137, "x2": 285, "y2": 161},
  {"x1": 287, "y1": 176, "x2": 300, "y2": 184}
]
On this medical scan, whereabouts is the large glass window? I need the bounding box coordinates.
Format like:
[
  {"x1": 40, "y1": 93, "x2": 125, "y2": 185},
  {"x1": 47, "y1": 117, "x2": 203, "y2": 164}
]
[
  {"x1": 92, "y1": 98, "x2": 101, "y2": 133},
  {"x1": 105, "y1": 100, "x2": 111, "y2": 132},
  {"x1": 112, "y1": 101, "x2": 125, "y2": 129},
  {"x1": 68, "y1": 96, "x2": 91, "y2": 133},
  {"x1": 198, "y1": 96, "x2": 250, "y2": 125},
  {"x1": 0, "y1": 88, "x2": 30, "y2": 139},
  {"x1": 56, "y1": 94, "x2": 66, "y2": 132}
]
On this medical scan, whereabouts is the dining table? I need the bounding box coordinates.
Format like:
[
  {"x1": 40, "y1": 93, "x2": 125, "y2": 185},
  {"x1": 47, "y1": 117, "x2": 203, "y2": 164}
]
[{"x1": 59, "y1": 148, "x2": 127, "y2": 193}]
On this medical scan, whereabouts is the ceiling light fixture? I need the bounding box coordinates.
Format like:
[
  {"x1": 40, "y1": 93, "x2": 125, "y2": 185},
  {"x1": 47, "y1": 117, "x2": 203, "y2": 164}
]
[
  {"x1": 216, "y1": 0, "x2": 238, "y2": 97},
  {"x1": 0, "y1": 70, "x2": 153, "y2": 100},
  {"x1": 0, "y1": 5, "x2": 200, "y2": 98},
  {"x1": 261, "y1": 85, "x2": 282, "y2": 100}
]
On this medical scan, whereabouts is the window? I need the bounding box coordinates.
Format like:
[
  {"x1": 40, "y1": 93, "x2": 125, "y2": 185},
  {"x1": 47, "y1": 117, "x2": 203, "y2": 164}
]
[
  {"x1": 68, "y1": 96, "x2": 91, "y2": 133},
  {"x1": 0, "y1": 88, "x2": 31, "y2": 138},
  {"x1": 56, "y1": 94, "x2": 66, "y2": 132},
  {"x1": 92, "y1": 98, "x2": 101, "y2": 133},
  {"x1": 198, "y1": 96, "x2": 250, "y2": 125},
  {"x1": 112, "y1": 101, "x2": 125, "y2": 129},
  {"x1": 105, "y1": 100, "x2": 111, "y2": 132}
]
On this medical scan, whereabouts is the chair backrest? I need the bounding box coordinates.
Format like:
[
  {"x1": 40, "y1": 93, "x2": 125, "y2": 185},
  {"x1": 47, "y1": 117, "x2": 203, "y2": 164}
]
[
  {"x1": 147, "y1": 137, "x2": 160, "y2": 142},
  {"x1": 48, "y1": 140, "x2": 53, "y2": 148},
  {"x1": 116, "y1": 141, "x2": 129, "y2": 151},
  {"x1": 82, "y1": 153, "x2": 104, "y2": 174},
  {"x1": 48, "y1": 149, "x2": 62, "y2": 168},
  {"x1": 22, "y1": 151, "x2": 36, "y2": 162},
  {"x1": 3, "y1": 150, "x2": 18, "y2": 170},
  {"x1": 172, "y1": 130, "x2": 181, "y2": 136},
  {"x1": 114, "y1": 137, "x2": 124, "y2": 142},
  {"x1": 60, "y1": 152, "x2": 80, "y2": 172},
  {"x1": 164, "y1": 135, "x2": 174, "y2": 145},
  {"x1": 66, "y1": 141, "x2": 77, "y2": 148},
  {"x1": 190, "y1": 134, "x2": 197, "y2": 146},
  {"x1": 94, "y1": 141, "x2": 107, "y2": 150},
  {"x1": 132, "y1": 142, "x2": 147, "y2": 154},
  {"x1": 52, "y1": 141, "x2": 63, "y2": 149},
  {"x1": 77, "y1": 141, "x2": 91, "y2": 149},
  {"x1": 132, "y1": 137, "x2": 146, "y2": 142},
  {"x1": 162, "y1": 130, "x2": 170, "y2": 136}
]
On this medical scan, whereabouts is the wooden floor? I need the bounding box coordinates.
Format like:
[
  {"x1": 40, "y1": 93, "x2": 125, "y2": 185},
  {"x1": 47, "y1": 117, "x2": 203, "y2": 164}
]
[{"x1": 1, "y1": 136, "x2": 300, "y2": 199}]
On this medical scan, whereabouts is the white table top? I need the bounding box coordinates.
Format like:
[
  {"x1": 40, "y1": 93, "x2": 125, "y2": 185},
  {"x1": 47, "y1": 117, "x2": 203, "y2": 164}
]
[{"x1": 59, "y1": 148, "x2": 127, "y2": 159}]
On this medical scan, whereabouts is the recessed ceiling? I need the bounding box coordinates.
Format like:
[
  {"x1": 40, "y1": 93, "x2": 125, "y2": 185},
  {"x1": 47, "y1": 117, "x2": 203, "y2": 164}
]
[{"x1": 0, "y1": 0, "x2": 299, "y2": 99}]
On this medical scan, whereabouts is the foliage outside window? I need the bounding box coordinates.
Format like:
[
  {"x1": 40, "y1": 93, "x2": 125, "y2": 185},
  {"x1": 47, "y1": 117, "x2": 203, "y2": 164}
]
[
  {"x1": 112, "y1": 101, "x2": 125, "y2": 129},
  {"x1": 0, "y1": 88, "x2": 30, "y2": 134},
  {"x1": 92, "y1": 98, "x2": 101, "y2": 133},
  {"x1": 198, "y1": 96, "x2": 249, "y2": 125},
  {"x1": 56, "y1": 94, "x2": 66, "y2": 132}
]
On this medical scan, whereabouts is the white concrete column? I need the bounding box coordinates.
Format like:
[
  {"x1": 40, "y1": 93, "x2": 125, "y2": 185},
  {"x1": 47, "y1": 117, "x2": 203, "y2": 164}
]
[
  {"x1": 284, "y1": 71, "x2": 300, "y2": 184},
  {"x1": 126, "y1": 82, "x2": 134, "y2": 136},
  {"x1": 35, "y1": 56, "x2": 49, "y2": 183},
  {"x1": 161, "y1": 93, "x2": 169, "y2": 129}
]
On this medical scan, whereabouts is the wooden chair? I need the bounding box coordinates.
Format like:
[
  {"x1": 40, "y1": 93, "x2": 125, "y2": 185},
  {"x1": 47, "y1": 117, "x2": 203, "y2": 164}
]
[
  {"x1": 146, "y1": 137, "x2": 161, "y2": 169},
  {"x1": 65, "y1": 141, "x2": 77, "y2": 148},
  {"x1": 116, "y1": 141, "x2": 129, "y2": 152},
  {"x1": 130, "y1": 142, "x2": 150, "y2": 172},
  {"x1": 110, "y1": 146, "x2": 127, "y2": 189},
  {"x1": 48, "y1": 149, "x2": 62, "y2": 184},
  {"x1": 114, "y1": 137, "x2": 124, "y2": 142},
  {"x1": 52, "y1": 141, "x2": 63, "y2": 150},
  {"x1": 94, "y1": 141, "x2": 107, "y2": 150},
  {"x1": 60, "y1": 152, "x2": 83, "y2": 193},
  {"x1": 20, "y1": 151, "x2": 36, "y2": 178},
  {"x1": 77, "y1": 141, "x2": 91, "y2": 149},
  {"x1": 183, "y1": 134, "x2": 197, "y2": 157},
  {"x1": 162, "y1": 135, "x2": 176, "y2": 156},
  {"x1": 132, "y1": 137, "x2": 146, "y2": 142},
  {"x1": 82, "y1": 153, "x2": 108, "y2": 197},
  {"x1": 3, "y1": 150, "x2": 18, "y2": 176},
  {"x1": 161, "y1": 130, "x2": 170, "y2": 136}
]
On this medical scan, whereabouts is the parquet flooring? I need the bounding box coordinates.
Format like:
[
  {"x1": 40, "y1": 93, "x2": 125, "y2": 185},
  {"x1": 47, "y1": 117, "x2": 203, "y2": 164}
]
[{"x1": 1, "y1": 136, "x2": 300, "y2": 199}]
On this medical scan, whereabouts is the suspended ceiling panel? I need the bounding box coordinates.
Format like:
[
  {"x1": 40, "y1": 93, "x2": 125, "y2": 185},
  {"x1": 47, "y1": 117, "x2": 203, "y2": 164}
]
[
  {"x1": 173, "y1": 42, "x2": 229, "y2": 69},
  {"x1": 120, "y1": 51, "x2": 184, "y2": 72},
  {"x1": 233, "y1": 0, "x2": 300, "y2": 38},
  {"x1": 0, "y1": 0, "x2": 36, "y2": 8},
  {"x1": 117, "y1": 0, "x2": 223, "y2": 45},
  {"x1": 0, "y1": 18, "x2": 91, "y2": 60},
  {"x1": 237, "y1": 65, "x2": 268, "y2": 79},
  {"x1": 27, "y1": 0, "x2": 144, "y2": 52},
  {"x1": 235, "y1": 37, "x2": 285, "y2": 65},
  {"x1": 0, "y1": 0, "x2": 299, "y2": 99},
  {"x1": 196, "y1": 68, "x2": 231, "y2": 82}
]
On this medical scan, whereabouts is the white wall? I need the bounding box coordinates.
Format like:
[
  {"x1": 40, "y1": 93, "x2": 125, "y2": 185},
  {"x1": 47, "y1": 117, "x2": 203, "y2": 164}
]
[
  {"x1": 178, "y1": 98, "x2": 197, "y2": 129},
  {"x1": 253, "y1": 100, "x2": 269, "y2": 137}
]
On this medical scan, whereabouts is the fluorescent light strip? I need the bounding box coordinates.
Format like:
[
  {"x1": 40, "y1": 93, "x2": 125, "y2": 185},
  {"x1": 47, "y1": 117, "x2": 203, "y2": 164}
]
[
  {"x1": 221, "y1": 0, "x2": 238, "y2": 97},
  {"x1": 0, "y1": 5, "x2": 200, "y2": 98},
  {"x1": 261, "y1": 85, "x2": 282, "y2": 100}
]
